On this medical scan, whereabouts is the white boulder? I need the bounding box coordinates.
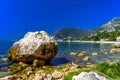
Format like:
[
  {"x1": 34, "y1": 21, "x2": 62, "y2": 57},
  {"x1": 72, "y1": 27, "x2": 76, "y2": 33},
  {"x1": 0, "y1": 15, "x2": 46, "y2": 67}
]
[{"x1": 72, "y1": 72, "x2": 107, "y2": 80}]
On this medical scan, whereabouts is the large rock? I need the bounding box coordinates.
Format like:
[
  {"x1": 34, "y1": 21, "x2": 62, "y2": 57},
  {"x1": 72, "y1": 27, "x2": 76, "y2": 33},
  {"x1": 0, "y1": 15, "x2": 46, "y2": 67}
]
[
  {"x1": 8, "y1": 31, "x2": 58, "y2": 64},
  {"x1": 72, "y1": 71, "x2": 107, "y2": 80}
]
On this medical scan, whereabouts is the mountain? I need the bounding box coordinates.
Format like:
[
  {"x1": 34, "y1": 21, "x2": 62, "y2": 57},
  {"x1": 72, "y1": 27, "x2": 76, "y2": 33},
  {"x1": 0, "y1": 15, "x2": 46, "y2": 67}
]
[
  {"x1": 54, "y1": 28, "x2": 90, "y2": 40},
  {"x1": 92, "y1": 17, "x2": 120, "y2": 33},
  {"x1": 90, "y1": 17, "x2": 120, "y2": 41},
  {"x1": 54, "y1": 17, "x2": 120, "y2": 41}
]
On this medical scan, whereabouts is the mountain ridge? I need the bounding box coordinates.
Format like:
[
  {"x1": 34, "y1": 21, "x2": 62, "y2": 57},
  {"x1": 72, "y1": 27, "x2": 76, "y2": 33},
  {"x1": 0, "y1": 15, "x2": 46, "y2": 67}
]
[
  {"x1": 54, "y1": 17, "x2": 120, "y2": 41},
  {"x1": 54, "y1": 27, "x2": 90, "y2": 41}
]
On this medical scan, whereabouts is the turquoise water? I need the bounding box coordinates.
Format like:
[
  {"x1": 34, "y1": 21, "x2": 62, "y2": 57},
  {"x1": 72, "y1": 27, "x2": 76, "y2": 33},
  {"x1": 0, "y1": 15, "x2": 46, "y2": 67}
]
[
  {"x1": 0, "y1": 41, "x2": 120, "y2": 66},
  {"x1": 55, "y1": 42, "x2": 120, "y2": 65}
]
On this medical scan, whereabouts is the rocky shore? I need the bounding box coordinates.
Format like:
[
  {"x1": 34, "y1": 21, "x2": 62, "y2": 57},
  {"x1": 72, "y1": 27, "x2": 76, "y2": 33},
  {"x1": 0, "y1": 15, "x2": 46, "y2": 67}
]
[
  {"x1": 0, "y1": 31, "x2": 120, "y2": 80},
  {"x1": 1, "y1": 31, "x2": 59, "y2": 80},
  {"x1": 0, "y1": 31, "x2": 85, "y2": 80}
]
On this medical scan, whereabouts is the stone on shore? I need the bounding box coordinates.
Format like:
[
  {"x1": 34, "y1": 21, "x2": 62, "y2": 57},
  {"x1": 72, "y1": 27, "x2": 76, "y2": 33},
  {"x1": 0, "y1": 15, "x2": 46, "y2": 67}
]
[
  {"x1": 52, "y1": 70, "x2": 63, "y2": 79},
  {"x1": 72, "y1": 71, "x2": 108, "y2": 80},
  {"x1": 33, "y1": 74, "x2": 43, "y2": 80},
  {"x1": 0, "y1": 75, "x2": 21, "y2": 80}
]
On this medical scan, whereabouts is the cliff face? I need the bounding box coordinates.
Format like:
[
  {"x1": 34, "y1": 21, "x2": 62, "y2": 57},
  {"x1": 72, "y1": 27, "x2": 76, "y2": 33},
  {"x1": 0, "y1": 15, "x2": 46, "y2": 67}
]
[
  {"x1": 92, "y1": 17, "x2": 120, "y2": 33},
  {"x1": 8, "y1": 31, "x2": 58, "y2": 64},
  {"x1": 54, "y1": 17, "x2": 120, "y2": 41}
]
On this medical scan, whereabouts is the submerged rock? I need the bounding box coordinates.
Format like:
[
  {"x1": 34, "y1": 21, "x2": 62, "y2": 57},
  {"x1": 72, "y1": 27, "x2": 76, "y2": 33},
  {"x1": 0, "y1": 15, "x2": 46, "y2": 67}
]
[
  {"x1": 92, "y1": 52, "x2": 98, "y2": 56},
  {"x1": 83, "y1": 56, "x2": 89, "y2": 61},
  {"x1": 72, "y1": 71, "x2": 108, "y2": 80},
  {"x1": 2, "y1": 58, "x2": 8, "y2": 61},
  {"x1": 8, "y1": 31, "x2": 58, "y2": 65},
  {"x1": 111, "y1": 43, "x2": 120, "y2": 48},
  {"x1": 70, "y1": 52, "x2": 77, "y2": 56},
  {"x1": 81, "y1": 51, "x2": 87, "y2": 54},
  {"x1": 77, "y1": 52, "x2": 84, "y2": 57},
  {"x1": 110, "y1": 48, "x2": 120, "y2": 53}
]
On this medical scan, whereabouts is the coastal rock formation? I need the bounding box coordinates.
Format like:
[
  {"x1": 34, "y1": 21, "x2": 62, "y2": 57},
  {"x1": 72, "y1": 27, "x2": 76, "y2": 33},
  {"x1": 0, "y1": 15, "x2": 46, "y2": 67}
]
[
  {"x1": 0, "y1": 64, "x2": 79, "y2": 80},
  {"x1": 111, "y1": 43, "x2": 120, "y2": 48},
  {"x1": 8, "y1": 31, "x2": 58, "y2": 65},
  {"x1": 0, "y1": 75, "x2": 20, "y2": 80},
  {"x1": 72, "y1": 71, "x2": 107, "y2": 80}
]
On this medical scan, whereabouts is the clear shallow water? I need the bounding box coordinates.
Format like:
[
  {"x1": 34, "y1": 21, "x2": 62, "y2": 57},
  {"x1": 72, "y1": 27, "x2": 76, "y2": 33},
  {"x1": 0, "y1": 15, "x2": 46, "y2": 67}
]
[
  {"x1": 55, "y1": 42, "x2": 120, "y2": 65},
  {"x1": 0, "y1": 41, "x2": 14, "y2": 68},
  {"x1": 0, "y1": 41, "x2": 120, "y2": 66}
]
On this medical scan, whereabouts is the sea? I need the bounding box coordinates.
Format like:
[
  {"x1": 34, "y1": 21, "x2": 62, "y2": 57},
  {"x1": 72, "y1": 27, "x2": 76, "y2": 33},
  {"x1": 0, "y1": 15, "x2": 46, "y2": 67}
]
[
  {"x1": 53, "y1": 42, "x2": 120, "y2": 65},
  {"x1": 0, "y1": 41, "x2": 120, "y2": 68}
]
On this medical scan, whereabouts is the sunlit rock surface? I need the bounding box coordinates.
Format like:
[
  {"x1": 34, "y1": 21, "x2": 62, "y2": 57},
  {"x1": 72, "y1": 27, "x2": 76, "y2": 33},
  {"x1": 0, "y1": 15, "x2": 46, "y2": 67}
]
[
  {"x1": 8, "y1": 31, "x2": 58, "y2": 64},
  {"x1": 72, "y1": 71, "x2": 107, "y2": 80}
]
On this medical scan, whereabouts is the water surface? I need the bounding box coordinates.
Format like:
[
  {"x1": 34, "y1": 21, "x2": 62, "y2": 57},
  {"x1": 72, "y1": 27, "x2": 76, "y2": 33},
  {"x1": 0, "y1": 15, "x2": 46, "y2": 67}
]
[
  {"x1": 55, "y1": 42, "x2": 120, "y2": 65},
  {"x1": 0, "y1": 41, "x2": 120, "y2": 66}
]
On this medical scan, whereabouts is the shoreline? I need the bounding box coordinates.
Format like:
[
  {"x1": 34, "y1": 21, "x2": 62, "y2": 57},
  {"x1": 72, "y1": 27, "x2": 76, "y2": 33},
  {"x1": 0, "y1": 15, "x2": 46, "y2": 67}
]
[{"x1": 57, "y1": 41, "x2": 120, "y2": 44}]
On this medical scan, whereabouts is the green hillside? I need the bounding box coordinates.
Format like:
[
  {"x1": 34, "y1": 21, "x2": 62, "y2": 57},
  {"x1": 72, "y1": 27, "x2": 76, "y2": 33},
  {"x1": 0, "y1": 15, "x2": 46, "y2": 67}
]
[{"x1": 54, "y1": 17, "x2": 120, "y2": 41}]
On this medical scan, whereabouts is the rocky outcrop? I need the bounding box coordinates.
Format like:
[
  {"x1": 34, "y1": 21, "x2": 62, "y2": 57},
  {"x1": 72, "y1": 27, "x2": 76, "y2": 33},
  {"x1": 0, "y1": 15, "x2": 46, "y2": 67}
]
[
  {"x1": 7, "y1": 31, "x2": 58, "y2": 77},
  {"x1": 8, "y1": 31, "x2": 58, "y2": 65},
  {"x1": 72, "y1": 71, "x2": 108, "y2": 80},
  {"x1": 111, "y1": 43, "x2": 120, "y2": 48}
]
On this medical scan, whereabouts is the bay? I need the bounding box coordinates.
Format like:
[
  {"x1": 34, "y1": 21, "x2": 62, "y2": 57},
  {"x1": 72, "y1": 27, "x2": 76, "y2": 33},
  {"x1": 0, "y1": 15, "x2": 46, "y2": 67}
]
[
  {"x1": 0, "y1": 41, "x2": 120, "y2": 66},
  {"x1": 54, "y1": 42, "x2": 120, "y2": 65}
]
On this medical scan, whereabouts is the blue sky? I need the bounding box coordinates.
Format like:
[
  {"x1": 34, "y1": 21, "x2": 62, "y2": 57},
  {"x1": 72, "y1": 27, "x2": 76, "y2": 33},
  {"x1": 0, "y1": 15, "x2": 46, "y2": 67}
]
[{"x1": 0, "y1": 0, "x2": 120, "y2": 40}]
